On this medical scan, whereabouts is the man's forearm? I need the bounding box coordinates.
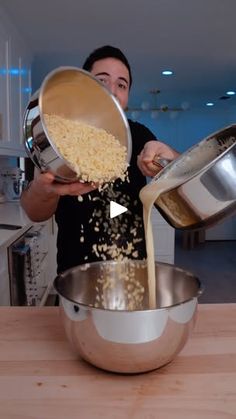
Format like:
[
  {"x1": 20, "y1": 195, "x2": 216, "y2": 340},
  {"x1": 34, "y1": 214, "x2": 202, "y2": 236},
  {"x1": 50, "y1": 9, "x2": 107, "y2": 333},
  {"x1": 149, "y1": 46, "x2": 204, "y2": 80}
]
[{"x1": 20, "y1": 180, "x2": 59, "y2": 222}]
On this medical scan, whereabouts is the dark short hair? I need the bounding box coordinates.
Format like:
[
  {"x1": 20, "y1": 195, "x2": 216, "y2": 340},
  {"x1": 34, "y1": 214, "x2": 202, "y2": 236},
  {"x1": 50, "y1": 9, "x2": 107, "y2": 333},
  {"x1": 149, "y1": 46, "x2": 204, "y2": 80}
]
[{"x1": 82, "y1": 45, "x2": 132, "y2": 88}]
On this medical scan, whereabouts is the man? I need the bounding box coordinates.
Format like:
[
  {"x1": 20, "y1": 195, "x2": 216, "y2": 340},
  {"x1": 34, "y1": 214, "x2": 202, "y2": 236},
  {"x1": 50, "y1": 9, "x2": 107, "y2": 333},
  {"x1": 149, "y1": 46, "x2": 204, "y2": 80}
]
[{"x1": 21, "y1": 45, "x2": 179, "y2": 273}]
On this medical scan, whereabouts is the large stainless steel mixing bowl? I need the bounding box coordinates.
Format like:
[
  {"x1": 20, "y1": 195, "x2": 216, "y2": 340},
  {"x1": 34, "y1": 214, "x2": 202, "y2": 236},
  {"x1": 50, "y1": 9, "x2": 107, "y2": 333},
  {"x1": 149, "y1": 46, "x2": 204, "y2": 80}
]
[
  {"x1": 23, "y1": 67, "x2": 132, "y2": 183},
  {"x1": 149, "y1": 124, "x2": 236, "y2": 230},
  {"x1": 54, "y1": 260, "x2": 202, "y2": 374}
]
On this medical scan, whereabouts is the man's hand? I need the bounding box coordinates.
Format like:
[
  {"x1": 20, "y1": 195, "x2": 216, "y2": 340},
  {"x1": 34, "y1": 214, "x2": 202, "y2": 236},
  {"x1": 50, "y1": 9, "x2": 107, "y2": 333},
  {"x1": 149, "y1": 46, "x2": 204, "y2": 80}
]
[
  {"x1": 21, "y1": 172, "x2": 97, "y2": 222},
  {"x1": 137, "y1": 140, "x2": 180, "y2": 177},
  {"x1": 34, "y1": 172, "x2": 97, "y2": 198}
]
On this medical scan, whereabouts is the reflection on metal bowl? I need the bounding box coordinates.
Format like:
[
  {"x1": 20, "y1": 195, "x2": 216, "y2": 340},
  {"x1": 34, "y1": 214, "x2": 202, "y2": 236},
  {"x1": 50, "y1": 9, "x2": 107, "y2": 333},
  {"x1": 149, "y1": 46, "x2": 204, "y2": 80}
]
[{"x1": 54, "y1": 260, "x2": 202, "y2": 374}]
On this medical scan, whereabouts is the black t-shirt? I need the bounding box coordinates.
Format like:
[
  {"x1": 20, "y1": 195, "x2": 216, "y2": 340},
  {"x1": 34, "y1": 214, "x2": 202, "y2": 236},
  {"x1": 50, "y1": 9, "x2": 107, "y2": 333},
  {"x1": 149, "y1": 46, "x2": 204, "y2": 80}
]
[{"x1": 55, "y1": 119, "x2": 156, "y2": 273}]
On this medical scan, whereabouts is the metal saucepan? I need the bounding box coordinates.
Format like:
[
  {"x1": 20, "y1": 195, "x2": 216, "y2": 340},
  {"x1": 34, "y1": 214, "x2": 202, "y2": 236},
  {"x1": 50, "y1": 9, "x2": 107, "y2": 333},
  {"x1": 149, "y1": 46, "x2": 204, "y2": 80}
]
[
  {"x1": 147, "y1": 124, "x2": 236, "y2": 230},
  {"x1": 54, "y1": 260, "x2": 202, "y2": 374},
  {"x1": 23, "y1": 67, "x2": 132, "y2": 183}
]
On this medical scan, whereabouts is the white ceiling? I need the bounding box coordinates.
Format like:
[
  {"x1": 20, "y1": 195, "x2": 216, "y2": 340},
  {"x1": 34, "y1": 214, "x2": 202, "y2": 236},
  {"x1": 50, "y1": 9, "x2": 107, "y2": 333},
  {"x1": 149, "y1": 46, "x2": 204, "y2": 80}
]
[{"x1": 1, "y1": 0, "x2": 236, "y2": 111}]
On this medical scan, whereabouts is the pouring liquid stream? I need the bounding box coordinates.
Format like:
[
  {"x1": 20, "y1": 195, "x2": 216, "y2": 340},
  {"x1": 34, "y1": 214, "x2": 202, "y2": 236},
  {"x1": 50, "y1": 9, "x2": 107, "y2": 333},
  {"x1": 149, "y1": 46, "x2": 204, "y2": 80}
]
[{"x1": 140, "y1": 175, "x2": 182, "y2": 309}]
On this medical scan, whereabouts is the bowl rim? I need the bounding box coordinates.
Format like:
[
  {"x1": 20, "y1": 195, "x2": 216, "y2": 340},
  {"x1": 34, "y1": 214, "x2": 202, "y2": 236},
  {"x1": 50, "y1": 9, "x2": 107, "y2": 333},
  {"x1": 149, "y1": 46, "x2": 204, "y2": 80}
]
[{"x1": 54, "y1": 260, "x2": 203, "y2": 312}]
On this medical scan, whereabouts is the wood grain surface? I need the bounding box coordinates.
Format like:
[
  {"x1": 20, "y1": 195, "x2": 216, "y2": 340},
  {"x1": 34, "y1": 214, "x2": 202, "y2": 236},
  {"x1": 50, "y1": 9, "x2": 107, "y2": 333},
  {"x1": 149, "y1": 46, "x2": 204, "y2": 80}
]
[{"x1": 0, "y1": 304, "x2": 235, "y2": 419}]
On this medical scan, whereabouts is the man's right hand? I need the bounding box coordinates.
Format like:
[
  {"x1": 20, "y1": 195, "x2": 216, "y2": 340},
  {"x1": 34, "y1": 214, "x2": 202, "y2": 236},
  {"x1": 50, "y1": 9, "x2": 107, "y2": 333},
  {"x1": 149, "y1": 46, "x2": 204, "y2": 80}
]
[
  {"x1": 21, "y1": 171, "x2": 97, "y2": 222},
  {"x1": 34, "y1": 172, "x2": 97, "y2": 197},
  {"x1": 137, "y1": 140, "x2": 180, "y2": 177}
]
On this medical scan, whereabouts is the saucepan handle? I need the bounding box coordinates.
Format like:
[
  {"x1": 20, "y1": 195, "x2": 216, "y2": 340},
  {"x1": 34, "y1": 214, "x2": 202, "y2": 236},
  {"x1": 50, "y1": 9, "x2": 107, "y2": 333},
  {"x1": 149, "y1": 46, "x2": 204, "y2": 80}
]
[
  {"x1": 197, "y1": 285, "x2": 204, "y2": 297},
  {"x1": 152, "y1": 155, "x2": 172, "y2": 170}
]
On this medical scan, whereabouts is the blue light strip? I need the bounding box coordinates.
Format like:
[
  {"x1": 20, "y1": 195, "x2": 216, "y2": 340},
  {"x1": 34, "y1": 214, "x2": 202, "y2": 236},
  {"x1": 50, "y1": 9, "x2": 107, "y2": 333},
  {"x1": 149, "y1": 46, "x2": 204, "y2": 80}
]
[{"x1": 0, "y1": 68, "x2": 28, "y2": 75}]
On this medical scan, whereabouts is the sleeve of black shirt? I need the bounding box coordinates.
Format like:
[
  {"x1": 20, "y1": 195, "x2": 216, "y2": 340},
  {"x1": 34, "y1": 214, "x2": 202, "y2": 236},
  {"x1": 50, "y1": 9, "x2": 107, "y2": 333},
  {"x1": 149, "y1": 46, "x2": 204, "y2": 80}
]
[{"x1": 128, "y1": 119, "x2": 157, "y2": 166}]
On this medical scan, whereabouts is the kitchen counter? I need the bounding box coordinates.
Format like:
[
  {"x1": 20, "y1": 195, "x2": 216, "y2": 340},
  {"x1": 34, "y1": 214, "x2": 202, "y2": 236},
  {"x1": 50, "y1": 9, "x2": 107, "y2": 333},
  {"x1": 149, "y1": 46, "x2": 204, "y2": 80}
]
[
  {"x1": 0, "y1": 201, "x2": 33, "y2": 248},
  {"x1": 0, "y1": 304, "x2": 235, "y2": 418}
]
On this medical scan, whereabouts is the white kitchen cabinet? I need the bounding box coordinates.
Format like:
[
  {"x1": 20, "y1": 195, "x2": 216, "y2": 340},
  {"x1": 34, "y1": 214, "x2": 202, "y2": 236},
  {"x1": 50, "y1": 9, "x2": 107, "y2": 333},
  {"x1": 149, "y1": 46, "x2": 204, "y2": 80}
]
[
  {"x1": 0, "y1": 22, "x2": 9, "y2": 146},
  {"x1": 151, "y1": 208, "x2": 175, "y2": 264},
  {"x1": 19, "y1": 57, "x2": 31, "y2": 124},
  {"x1": 0, "y1": 6, "x2": 32, "y2": 157}
]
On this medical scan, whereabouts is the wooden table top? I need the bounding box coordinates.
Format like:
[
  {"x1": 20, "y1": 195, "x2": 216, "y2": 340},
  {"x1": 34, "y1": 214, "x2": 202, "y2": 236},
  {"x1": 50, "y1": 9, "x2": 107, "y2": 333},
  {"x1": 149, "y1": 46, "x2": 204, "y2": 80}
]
[{"x1": 0, "y1": 304, "x2": 235, "y2": 419}]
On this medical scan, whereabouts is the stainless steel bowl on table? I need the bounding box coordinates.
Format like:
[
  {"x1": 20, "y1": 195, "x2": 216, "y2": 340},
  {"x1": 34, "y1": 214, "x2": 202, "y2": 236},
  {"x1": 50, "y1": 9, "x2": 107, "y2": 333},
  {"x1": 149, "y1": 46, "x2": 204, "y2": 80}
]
[{"x1": 54, "y1": 260, "x2": 202, "y2": 374}]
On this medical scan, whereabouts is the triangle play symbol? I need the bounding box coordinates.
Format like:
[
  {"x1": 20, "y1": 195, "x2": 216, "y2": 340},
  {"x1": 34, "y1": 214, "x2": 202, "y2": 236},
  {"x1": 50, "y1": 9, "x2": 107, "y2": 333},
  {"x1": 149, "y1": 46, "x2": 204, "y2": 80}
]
[{"x1": 110, "y1": 201, "x2": 128, "y2": 219}]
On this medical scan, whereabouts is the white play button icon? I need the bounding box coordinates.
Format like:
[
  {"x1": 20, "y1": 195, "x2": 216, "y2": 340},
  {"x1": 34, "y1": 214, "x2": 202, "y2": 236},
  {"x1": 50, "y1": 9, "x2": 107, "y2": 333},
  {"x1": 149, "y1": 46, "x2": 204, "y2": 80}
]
[{"x1": 110, "y1": 201, "x2": 128, "y2": 218}]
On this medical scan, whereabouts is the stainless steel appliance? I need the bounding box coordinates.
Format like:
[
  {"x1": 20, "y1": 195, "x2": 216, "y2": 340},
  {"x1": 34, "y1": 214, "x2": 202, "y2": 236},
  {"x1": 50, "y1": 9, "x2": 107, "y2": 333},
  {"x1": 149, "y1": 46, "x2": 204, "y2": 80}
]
[
  {"x1": 1, "y1": 167, "x2": 25, "y2": 201},
  {"x1": 8, "y1": 224, "x2": 50, "y2": 306}
]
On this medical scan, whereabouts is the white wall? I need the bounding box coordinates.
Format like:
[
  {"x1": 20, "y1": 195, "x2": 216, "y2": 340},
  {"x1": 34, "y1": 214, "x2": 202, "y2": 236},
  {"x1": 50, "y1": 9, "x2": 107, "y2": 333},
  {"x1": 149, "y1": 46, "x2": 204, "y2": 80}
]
[
  {"x1": 0, "y1": 5, "x2": 32, "y2": 149},
  {"x1": 128, "y1": 105, "x2": 236, "y2": 152}
]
